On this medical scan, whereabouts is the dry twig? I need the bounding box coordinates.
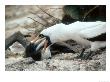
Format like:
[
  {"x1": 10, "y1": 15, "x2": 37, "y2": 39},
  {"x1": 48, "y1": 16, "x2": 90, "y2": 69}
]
[
  {"x1": 27, "y1": 17, "x2": 46, "y2": 27},
  {"x1": 36, "y1": 6, "x2": 61, "y2": 21},
  {"x1": 29, "y1": 11, "x2": 49, "y2": 24}
]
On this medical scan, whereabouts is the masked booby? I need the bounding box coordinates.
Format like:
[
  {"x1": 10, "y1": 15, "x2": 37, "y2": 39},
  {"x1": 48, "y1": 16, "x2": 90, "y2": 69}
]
[{"x1": 26, "y1": 21, "x2": 106, "y2": 60}]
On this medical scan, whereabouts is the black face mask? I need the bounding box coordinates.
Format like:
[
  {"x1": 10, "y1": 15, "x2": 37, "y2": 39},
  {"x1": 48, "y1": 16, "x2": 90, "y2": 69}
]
[
  {"x1": 25, "y1": 43, "x2": 42, "y2": 61},
  {"x1": 39, "y1": 34, "x2": 52, "y2": 45},
  {"x1": 25, "y1": 34, "x2": 52, "y2": 61}
]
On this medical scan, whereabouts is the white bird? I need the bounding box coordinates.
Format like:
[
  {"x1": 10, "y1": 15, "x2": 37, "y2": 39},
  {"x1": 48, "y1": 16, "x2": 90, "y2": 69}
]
[{"x1": 30, "y1": 21, "x2": 106, "y2": 60}]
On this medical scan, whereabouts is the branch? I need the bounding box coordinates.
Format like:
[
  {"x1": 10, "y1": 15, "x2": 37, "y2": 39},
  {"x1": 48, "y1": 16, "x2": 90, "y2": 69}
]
[
  {"x1": 29, "y1": 11, "x2": 49, "y2": 25},
  {"x1": 5, "y1": 31, "x2": 30, "y2": 50},
  {"x1": 27, "y1": 17, "x2": 46, "y2": 27},
  {"x1": 36, "y1": 6, "x2": 61, "y2": 21}
]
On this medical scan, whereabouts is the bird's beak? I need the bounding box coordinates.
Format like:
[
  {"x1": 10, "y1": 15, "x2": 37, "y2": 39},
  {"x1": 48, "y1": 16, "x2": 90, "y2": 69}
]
[
  {"x1": 31, "y1": 36, "x2": 48, "y2": 53},
  {"x1": 35, "y1": 38, "x2": 46, "y2": 51},
  {"x1": 31, "y1": 36, "x2": 41, "y2": 43}
]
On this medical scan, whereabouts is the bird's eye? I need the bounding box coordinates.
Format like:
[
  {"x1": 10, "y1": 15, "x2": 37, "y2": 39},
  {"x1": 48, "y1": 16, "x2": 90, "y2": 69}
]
[{"x1": 39, "y1": 34, "x2": 44, "y2": 38}]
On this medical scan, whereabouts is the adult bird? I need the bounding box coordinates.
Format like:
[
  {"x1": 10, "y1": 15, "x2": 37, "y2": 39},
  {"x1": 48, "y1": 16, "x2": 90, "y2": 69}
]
[{"x1": 27, "y1": 21, "x2": 106, "y2": 60}]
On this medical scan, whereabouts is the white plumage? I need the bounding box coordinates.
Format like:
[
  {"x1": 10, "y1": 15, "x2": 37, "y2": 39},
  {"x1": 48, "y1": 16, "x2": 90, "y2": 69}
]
[
  {"x1": 41, "y1": 45, "x2": 52, "y2": 59},
  {"x1": 40, "y1": 21, "x2": 105, "y2": 43},
  {"x1": 31, "y1": 21, "x2": 106, "y2": 60},
  {"x1": 40, "y1": 21, "x2": 106, "y2": 51}
]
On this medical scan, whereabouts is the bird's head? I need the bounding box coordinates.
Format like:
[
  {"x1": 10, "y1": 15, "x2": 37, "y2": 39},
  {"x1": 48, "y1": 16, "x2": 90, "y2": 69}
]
[{"x1": 25, "y1": 33, "x2": 52, "y2": 61}]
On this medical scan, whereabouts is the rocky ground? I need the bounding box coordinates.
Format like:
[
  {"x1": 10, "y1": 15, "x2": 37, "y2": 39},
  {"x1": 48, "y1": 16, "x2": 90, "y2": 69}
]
[
  {"x1": 5, "y1": 50, "x2": 106, "y2": 71},
  {"x1": 5, "y1": 5, "x2": 106, "y2": 71}
]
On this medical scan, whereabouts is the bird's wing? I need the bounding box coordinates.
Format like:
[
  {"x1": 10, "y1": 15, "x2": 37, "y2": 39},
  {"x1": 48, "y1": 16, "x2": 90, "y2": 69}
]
[{"x1": 79, "y1": 22, "x2": 106, "y2": 39}]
